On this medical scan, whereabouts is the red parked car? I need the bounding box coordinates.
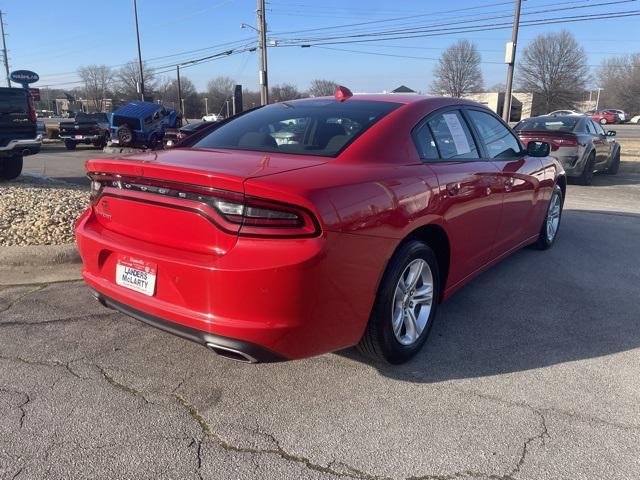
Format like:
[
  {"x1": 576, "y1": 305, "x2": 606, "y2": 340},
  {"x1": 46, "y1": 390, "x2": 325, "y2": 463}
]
[
  {"x1": 75, "y1": 88, "x2": 565, "y2": 364},
  {"x1": 586, "y1": 109, "x2": 619, "y2": 125}
]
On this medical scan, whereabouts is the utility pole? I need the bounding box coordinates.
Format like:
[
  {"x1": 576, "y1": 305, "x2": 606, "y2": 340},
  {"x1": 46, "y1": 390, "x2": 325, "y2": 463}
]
[
  {"x1": 176, "y1": 65, "x2": 182, "y2": 113},
  {"x1": 502, "y1": 0, "x2": 522, "y2": 122},
  {"x1": 256, "y1": 0, "x2": 268, "y2": 105},
  {"x1": 0, "y1": 11, "x2": 10, "y2": 87},
  {"x1": 595, "y1": 88, "x2": 603, "y2": 110},
  {"x1": 132, "y1": 0, "x2": 145, "y2": 101},
  {"x1": 204, "y1": 97, "x2": 208, "y2": 115}
]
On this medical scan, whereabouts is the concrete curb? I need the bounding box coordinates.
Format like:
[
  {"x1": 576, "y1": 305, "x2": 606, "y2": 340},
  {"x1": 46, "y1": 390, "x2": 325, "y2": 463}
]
[{"x1": 0, "y1": 243, "x2": 81, "y2": 267}]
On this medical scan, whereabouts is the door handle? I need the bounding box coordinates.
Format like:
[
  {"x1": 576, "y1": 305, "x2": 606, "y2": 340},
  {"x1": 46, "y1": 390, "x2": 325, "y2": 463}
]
[
  {"x1": 504, "y1": 177, "x2": 514, "y2": 192},
  {"x1": 446, "y1": 182, "x2": 460, "y2": 196}
]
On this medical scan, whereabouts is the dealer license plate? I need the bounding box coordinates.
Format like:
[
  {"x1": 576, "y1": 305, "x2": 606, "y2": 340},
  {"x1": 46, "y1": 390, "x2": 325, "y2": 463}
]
[{"x1": 115, "y1": 256, "x2": 157, "y2": 296}]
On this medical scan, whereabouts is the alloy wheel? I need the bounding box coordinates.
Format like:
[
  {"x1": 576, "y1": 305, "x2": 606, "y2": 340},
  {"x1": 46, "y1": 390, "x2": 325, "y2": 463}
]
[
  {"x1": 391, "y1": 259, "x2": 434, "y2": 346},
  {"x1": 546, "y1": 192, "x2": 561, "y2": 242}
]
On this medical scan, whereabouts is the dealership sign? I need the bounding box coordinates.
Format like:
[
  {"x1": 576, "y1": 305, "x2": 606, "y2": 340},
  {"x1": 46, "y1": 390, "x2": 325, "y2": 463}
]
[{"x1": 9, "y1": 70, "x2": 39, "y2": 87}]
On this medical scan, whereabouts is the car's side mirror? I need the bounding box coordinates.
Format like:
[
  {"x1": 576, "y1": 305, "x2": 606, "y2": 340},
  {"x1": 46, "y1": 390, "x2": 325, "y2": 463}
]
[
  {"x1": 606, "y1": 130, "x2": 616, "y2": 137},
  {"x1": 526, "y1": 141, "x2": 550, "y2": 157}
]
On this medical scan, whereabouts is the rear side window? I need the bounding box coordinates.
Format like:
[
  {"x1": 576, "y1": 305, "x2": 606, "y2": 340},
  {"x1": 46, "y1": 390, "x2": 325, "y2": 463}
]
[
  {"x1": 0, "y1": 90, "x2": 28, "y2": 114},
  {"x1": 412, "y1": 123, "x2": 439, "y2": 160},
  {"x1": 193, "y1": 100, "x2": 401, "y2": 157},
  {"x1": 427, "y1": 110, "x2": 479, "y2": 159},
  {"x1": 467, "y1": 110, "x2": 523, "y2": 159}
]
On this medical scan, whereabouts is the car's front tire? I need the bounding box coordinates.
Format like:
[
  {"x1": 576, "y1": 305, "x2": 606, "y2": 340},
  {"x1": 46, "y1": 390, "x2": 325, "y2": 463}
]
[
  {"x1": 532, "y1": 184, "x2": 563, "y2": 250},
  {"x1": 64, "y1": 140, "x2": 77, "y2": 150},
  {"x1": 358, "y1": 240, "x2": 440, "y2": 364},
  {"x1": 0, "y1": 154, "x2": 23, "y2": 181}
]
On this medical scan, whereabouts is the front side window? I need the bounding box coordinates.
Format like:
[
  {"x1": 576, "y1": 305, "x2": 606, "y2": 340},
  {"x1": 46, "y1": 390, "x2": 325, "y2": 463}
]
[
  {"x1": 585, "y1": 120, "x2": 597, "y2": 135},
  {"x1": 426, "y1": 110, "x2": 479, "y2": 160},
  {"x1": 593, "y1": 121, "x2": 606, "y2": 136},
  {"x1": 193, "y1": 100, "x2": 401, "y2": 157},
  {"x1": 467, "y1": 110, "x2": 523, "y2": 159}
]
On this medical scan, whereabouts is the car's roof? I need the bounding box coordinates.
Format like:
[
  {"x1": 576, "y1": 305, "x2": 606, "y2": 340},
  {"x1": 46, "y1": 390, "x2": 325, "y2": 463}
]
[
  {"x1": 527, "y1": 115, "x2": 583, "y2": 122},
  {"x1": 113, "y1": 101, "x2": 165, "y2": 117},
  {"x1": 282, "y1": 93, "x2": 482, "y2": 108}
]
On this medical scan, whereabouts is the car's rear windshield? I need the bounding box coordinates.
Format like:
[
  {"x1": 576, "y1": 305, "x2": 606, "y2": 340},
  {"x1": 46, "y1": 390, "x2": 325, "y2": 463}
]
[
  {"x1": 515, "y1": 117, "x2": 579, "y2": 132},
  {"x1": 76, "y1": 112, "x2": 108, "y2": 122},
  {"x1": 0, "y1": 90, "x2": 28, "y2": 114},
  {"x1": 193, "y1": 99, "x2": 402, "y2": 157}
]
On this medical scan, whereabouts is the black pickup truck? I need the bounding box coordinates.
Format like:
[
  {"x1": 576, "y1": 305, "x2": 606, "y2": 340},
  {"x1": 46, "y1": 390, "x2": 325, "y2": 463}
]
[
  {"x1": 58, "y1": 112, "x2": 111, "y2": 150},
  {"x1": 0, "y1": 87, "x2": 41, "y2": 180}
]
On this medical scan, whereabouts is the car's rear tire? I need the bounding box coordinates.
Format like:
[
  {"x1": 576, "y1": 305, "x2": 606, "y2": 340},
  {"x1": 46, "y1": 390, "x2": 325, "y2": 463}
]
[
  {"x1": 117, "y1": 125, "x2": 133, "y2": 147},
  {"x1": 0, "y1": 154, "x2": 23, "y2": 181},
  {"x1": 357, "y1": 240, "x2": 440, "y2": 364},
  {"x1": 64, "y1": 140, "x2": 77, "y2": 150},
  {"x1": 577, "y1": 152, "x2": 596, "y2": 186},
  {"x1": 532, "y1": 184, "x2": 563, "y2": 250},
  {"x1": 600, "y1": 118, "x2": 607, "y2": 125},
  {"x1": 606, "y1": 149, "x2": 620, "y2": 175}
]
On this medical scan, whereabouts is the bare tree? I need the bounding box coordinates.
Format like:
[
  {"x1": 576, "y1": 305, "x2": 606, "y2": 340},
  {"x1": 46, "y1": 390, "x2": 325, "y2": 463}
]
[
  {"x1": 431, "y1": 40, "x2": 483, "y2": 97},
  {"x1": 517, "y1": 31, "x2": 590, "y2": 112},
  {"x1": 78, "y1": 65, "x2": 114, "y2": 112},
  {"x1": 157, "y1": 75, "x2": 202, "y2": 117},
  {"x1": 270, "y1": 84, "x2": 303, "y2": 102},
  {"x1": 115, "y1": 60, "x2": 157, "y2": 102},
  {"x1": 597, "y1": 53, "x2": 640, "y2": 113},
  {"x1": 206, "y1": 76, "x2": 236, "y2": 116},
  {"x1": 308, "y1": 79, "x2": 338, "y2": 97}
]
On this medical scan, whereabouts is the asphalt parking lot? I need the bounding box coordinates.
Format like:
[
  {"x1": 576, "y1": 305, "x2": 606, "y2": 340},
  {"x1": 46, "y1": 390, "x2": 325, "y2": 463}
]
[{"x1": 3, "y1": 146, "x2": 640, "y2": 479}]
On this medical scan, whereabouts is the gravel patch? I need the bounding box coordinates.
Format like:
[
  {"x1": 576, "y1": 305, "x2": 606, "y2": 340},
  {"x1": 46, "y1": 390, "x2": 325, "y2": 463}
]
[{"x1": 0, "y1": 175, "x2": 89, "y2": 246}]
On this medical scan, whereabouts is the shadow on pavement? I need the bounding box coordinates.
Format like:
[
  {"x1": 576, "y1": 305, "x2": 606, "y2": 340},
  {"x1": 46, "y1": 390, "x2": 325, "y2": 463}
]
[{"x1": 339, "y1": 209, "x2": 640, "y2": 383}]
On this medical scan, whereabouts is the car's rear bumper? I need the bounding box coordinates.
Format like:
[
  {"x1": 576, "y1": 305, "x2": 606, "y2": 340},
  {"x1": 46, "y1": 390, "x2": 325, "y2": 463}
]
[
  {"x1": 0, "y1": 136, "x2": 42, "y2": 156},
  {"x1": 60, "y1": 134, "x2": 104, "y2": 142},
  {"x1": 75, "y1": 208, "x2": 391, "y2": 360}
]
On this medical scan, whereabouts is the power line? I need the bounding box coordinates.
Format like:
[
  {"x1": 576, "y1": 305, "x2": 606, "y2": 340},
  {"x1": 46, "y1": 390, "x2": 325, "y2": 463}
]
[{"x1": 277, "y1": 10, "x2": 640, "y2": 47}]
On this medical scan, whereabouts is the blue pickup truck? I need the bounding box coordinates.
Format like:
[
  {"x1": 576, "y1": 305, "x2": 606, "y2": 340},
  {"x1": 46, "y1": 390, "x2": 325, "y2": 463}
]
[{"x1": 110, "y1": 102, "x2": 181, "y2": 149}]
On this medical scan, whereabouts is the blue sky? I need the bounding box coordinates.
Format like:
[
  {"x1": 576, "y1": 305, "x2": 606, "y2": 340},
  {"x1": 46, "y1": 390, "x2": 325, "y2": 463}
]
[{"x1": 2, "y1": 0, "x2": 639, "y2": 93}]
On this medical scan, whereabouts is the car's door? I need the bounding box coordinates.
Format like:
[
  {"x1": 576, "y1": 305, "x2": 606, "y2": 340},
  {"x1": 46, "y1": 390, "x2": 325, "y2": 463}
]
[
  {"x1": 412, "y1": 108, "x2": 503, "y2": 285},
  {"x1": 591, "y1": 120, "x2": 612, "y2": 168},
  {"x1": 464, "y1": 108, "x2": 545, "y2": 256}
]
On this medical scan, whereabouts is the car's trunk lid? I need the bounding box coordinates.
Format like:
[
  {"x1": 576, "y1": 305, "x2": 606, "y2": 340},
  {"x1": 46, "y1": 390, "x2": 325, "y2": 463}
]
[{"x1": 86, "y1": 148, "x2": 327, "y2": 254}]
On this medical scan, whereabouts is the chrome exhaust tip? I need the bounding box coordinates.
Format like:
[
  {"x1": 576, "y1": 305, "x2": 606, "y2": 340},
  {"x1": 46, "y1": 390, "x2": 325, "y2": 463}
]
[{"x1": 206, "y1": 342, "x2": 257, "y2": 363}]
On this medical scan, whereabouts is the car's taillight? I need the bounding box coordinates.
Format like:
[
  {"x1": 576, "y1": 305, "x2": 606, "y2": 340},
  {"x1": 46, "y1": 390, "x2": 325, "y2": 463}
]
[
  {"x1": 549, "y1": 138, "x2": 577, "y2": 150},
  {"x1": 27, "y1": 96, "x2": 36, "y2": 122},
  {"x1": 87, "y1": 173, "x2": 320, "y2": 238}
]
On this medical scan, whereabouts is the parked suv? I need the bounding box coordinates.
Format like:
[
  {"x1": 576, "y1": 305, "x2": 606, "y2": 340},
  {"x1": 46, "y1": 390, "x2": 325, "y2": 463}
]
[
  {"x1": 59, "y1": 112, "x2": 111, "y2": 150},
  {"x1": 110, "y1": 102, "x2": 181, "y2": 149},
  {"x1": 0, "y1": 87, "x2": 41, "y2": 180}
]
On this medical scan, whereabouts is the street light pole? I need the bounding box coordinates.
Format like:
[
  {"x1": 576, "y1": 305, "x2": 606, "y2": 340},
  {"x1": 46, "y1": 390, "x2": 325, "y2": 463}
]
[
  {"x1": 502, "y1": 0, "x2": 522, "y2": 122},
  {"x1": 256, "y1": 0, "x2": 269, "y2": 105},
  {"x1": 595, "y1": 88, "x2": 603, "y2": 110},
  {"x1": 0, "y1": 11, "x2": 10, "y2": 87},
  {"x1": 176, "y1": 65, "x2": 182, "y2": 113},
  {"x1": 132, "y1": 0, "x2": 145, "y2": 101},
  {"x1": 204, "y1": 97, "x2": 208, "y2": 115}
]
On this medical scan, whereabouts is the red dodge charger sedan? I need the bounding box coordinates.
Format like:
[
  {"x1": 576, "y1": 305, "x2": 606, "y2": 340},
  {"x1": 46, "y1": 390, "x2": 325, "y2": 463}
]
[{"x1": 76, "y1": 88, "x2": 566, "y2": 364}]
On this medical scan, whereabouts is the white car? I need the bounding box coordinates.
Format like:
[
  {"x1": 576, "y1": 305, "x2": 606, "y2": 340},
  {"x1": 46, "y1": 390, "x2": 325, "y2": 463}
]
[
  {"x1": 202, "y1": 114, "x2": 223, "y2": 122},
  {"x1": 548, "y1": 110, "x2": 583, "y2": 116},
  {"x1": 630, "y1": 114, "x2": 640, "y2": 124}
]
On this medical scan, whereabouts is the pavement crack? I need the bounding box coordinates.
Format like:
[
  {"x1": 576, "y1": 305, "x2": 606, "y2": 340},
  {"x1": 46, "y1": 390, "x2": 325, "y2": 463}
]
[
  {"x1": 503, "y1": 410, "x2": 549, "y2": 480},
  {"x1": 97, "y1": 365, "x2": 149, "y2": 404},
  {"x1": 0, "y1": 354, "x2": 90, "y2": 381},
  {"x1": 0, "y1": 284, "x2": 48, "y2": 314},
  {"x1": 173, "y1": 394, "x2": 386, "y2": 479},
  {"x1": 0, "y1": 311, "x2": 116, "y2": 328}
]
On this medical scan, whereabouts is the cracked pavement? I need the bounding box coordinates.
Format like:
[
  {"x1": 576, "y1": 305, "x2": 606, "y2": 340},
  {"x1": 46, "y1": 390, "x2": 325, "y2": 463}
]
[{"x1": 1, "y1": 173, "x2": 640, "y2": 480}]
